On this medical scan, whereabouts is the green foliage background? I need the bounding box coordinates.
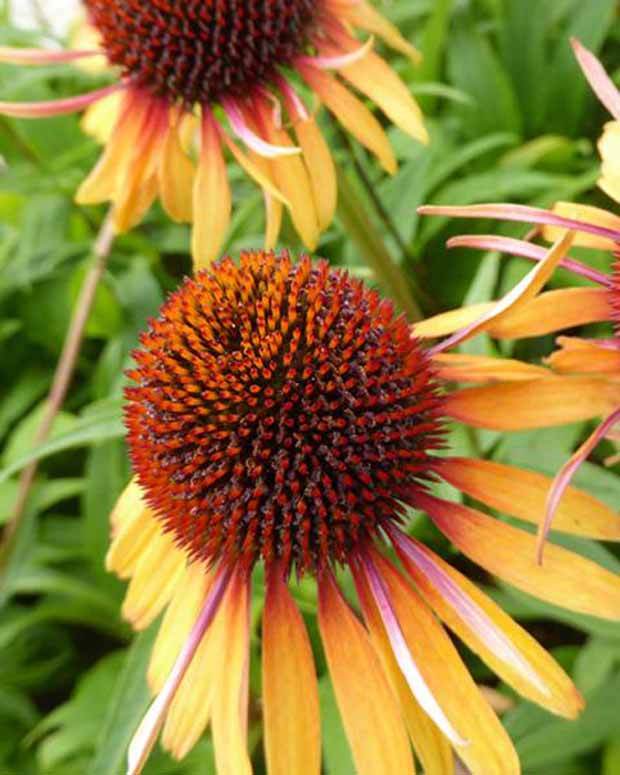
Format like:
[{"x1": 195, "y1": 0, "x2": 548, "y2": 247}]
[{"x1": 0, "y1": 0, "x2": 619, "y2": 773}]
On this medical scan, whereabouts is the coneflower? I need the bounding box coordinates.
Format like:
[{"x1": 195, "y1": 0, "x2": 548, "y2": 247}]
[
  {"x1": 0, "y1": 1, "x2": 427, "y2": 265},
  {"x1": 110, "y1": 249, "x2": 620, "y2": 775}
]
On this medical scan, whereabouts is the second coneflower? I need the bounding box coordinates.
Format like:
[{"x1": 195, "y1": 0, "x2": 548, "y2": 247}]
[
  {"x1": 0, "y1": 0, "x2": 427, "y2": 265},
  {"x1": 110, "y1": 249, "x2": 620, "y2": 775}
]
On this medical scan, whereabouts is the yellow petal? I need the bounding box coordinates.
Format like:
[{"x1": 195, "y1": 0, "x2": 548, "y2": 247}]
[
  {"x1": 396, "y1": 539, "x2": 583, "y2": 718},
  {"x1": 110, "y1": 476, "x2": 144, "y2": 533},
  {"x1": 158, "y1": 119, "x2": 194, "y2": 223},
  {"x1": 372, "y1": 554, "x2": 520, "y2": 775},
  {"x1": 293, "y1": 116, "x2": 338, "y2": 230},
  {"x1": 355, "y1": 570, "x2": 454, "y2": 775},
  {"x1": 106, "y1": 504, "x2": 160, "y2": 580},
  {"x1": 432, "y1": 353, "x2": 550, "y2": 383},
  {"x1": 344, "y1": 0, "x2": 422, "y2": 63},
  {"x1": 414, "y1": 302, "x2": 494, "y2": 339},
  {"x1": 445, "y1": 376, "x2": 620, "y2": 430},
  {"x1": 148, "y1": 562, "x2": 212, "y2": 694},
  {"x1": 542, "y1": 200, "x2": 620, "y2": 250},
  {"x1": 598, "y1": 121, "x2": 620, "y2": 205},
  {"x1": 192, "y1": 112, "x2": 231, "y2": 269},
  {"x1": 437, "y1": 456, "x2": 620, "y2": 542},
  {"x1": 210, "y1": 572, "x2": 252, "y2": 775},
  {"x1": 339, "y1": 50, "x2": 428, "y2": 143},
  {"x1": 263, "y1": 571, "x2": 321, "y2": 775},
  {"x1": 221, "y1": 133, "x2": 289, "y2": 206},
  {"x1": 160, "y1": 568, "x2": 222, "y2": 760},
  {"x1": 264, "y1": 192, "x2": 283, "y2": 250},
  {"x1": 318, "y1": 571, "x2": 415, "y2": 775},
  {"x1": 121, "y1": 528, "x2": 186, "y2": 630},
  {"x1": 262, "y1": 123, "x2": 321, "y2": 250},
  {"x1": 81, "y1": 91, "x2": 123, "y2": 145},
  {"x1": 299, "y1": 64, "x2": 397, "y2": 175},
  {"x1": 419, "y1": 492, "x2": 620, "y2": 620}
]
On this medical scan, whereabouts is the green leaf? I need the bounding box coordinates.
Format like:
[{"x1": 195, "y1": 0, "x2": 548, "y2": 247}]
[{"x1": 90, "y1": 627, "x2": 158, "y2": 775}]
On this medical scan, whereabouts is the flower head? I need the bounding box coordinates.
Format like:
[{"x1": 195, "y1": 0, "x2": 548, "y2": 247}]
[
  {"x1": 109, "y1": 249, "x2": 620, "y2": 775},
  {"x1": 0, "y1": 1, "x2": 427, "y2": 266}
]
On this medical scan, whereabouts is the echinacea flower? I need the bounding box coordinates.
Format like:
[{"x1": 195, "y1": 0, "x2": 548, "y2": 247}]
[
  {"x1": 0, "y1": 1, "x2": 427, "y2": 266},
  {"x1": 109, "y1": 249, "x2": 620, "y2": 775},
  {"x1": 416, "y1": 42, "x2": 620, "y2": 562}
]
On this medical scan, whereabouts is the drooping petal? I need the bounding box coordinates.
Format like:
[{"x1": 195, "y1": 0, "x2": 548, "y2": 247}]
[
  {"x1": 106, "y1": 501, "x2": 160, "y2": 579},
  {"x1": 359, "y1": 555, "x2": 466, "y2": 747},
  {"x1": 0, "y1": 82, "x2": 123, "y2": 118},
  {"x1": 540, "y1": 201, "x2": 620, "y2": 250},
  {"x1": 292, "y1": 116, "x2": 338, "y2": 230},
  {"x1": 391, "y1": 531, "x2": 583, "y2": 718},
  {"x1": 147, "y1": 562, "x2": 212, "y2": 694},
  {"x1": 368, "y1": 553, "x2": 521, "y2": 775},
  {"x1": 338, "y1": 50, "x2": 428, "y2": 143},
  {"x1": 0, "y1": 45, "x2": 102, "y2": 65},
  {"x1": 435, "y1": 456, "x2": 620, "y2": 542},
  {"x1": 432, "y1": 353, "x2": 549, "y2": 383},
  {"x1": 446, "y1": 234, "x2": 611, "y2": 287},
  {"x1": 429, "y1": 232, "x2": 574, "y2": 354},
  {"x1": 264, "y1": 192, "x2": 283, "y2": 250},
  {"x1": 262, "y1": 569, "x2": 321, "y2": 775},
  {"x1": 127, "y1": 566, "x2": 232, "y2": 775},
  {"x1": 298, "y1": 63, "x2": 397, "y2": 174},
  {"x1": 317, "y1": 570, "x2": 415, "y2": 775},
  {"x1": 220, "y1": 133, "x2": 290, "y2": 206},
  {"x1": 192, "y1": 110, "x2": 231, "y2": 269},
  {"x1": 223, "y1": 98, "x2": 300, "y2": 158},
  {"x1": 109, "y1": 476, "x2": 144, "y2": 533},
  {"x1": 210, "y1": 571, "x2": 252, "y2": 775},
  {"x1": 547, "y1": 336, "x2": 620, "y2": 375},
  {"x1": 571, "y1": 38, "x2": 620, "y2": 120},
  {"x1": 354, "y1": 567, "x2": 454, "y2": 775},
  {"x1": 158, "y1": 117, "x2": 195, "y2": 223},
  {"x1": 416, "y1": 492, "x2": 620, "y2": 620},
  {"x1": 445, "y1": 376, "x2": 620, "y2": 430},
  {"x1": 417, "y1": 202, "x2": 620, "y2": 243},
  {"x1": 81, "y1": 91, "x2": 124, "y2": 145},
  {"x1": 121, "y1": 528, "x2": 186, "y2": 630},
  {"x1": 539, "y1": 408, "x2": 620, "y2": 563},
  {"x1": 342, "y1": 0, "x2": 422, "y2": 63}
]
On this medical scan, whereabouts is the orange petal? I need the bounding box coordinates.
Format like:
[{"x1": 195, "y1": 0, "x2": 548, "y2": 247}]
[
  {"x1": 210, "y1": 572, "x2": 252, "y2": 775},
  {"x1": 293, "y1": 116, "x2": 337, "y2": 230},
  {"x1": 371, "y1": 554, "x2": 520, "y2": 775},
  {"x1": 192, "y1": 112, "x2": 231, "y2": 269},
  {"x1": 445, "y1": 376, "x2": 620, "y2": 430},
  {"x1": 354, "y1": 568, "x2": 454, "y2": 775},
  {"x1": 343, "y1": 0, "x2": 422, "y2": 63},
  {"x1": 436, "y1": 456, "x2": 620, "y2": 542},
  {"x1": 221, "y1": 133, "x2": 290, "y2": 206},
  {"x1": 394, "y1": 538, "x2": 583, "y2": 718},
  {"x1": 299, "y1": 64, "x2": 397, "y2": 174},
  {"x1": 262, "y1": 571, "x2": 321, "y2": 775},
  {"x1": 418, "y1": 492, "x2": 620, "y2": 620},
  {"x1": 547, "y1": 337, "x2": 620, "y2": 375},
  {"x1": 487, "y1": 287, "x2": 613, "y2": 338},
  {"x1": 432, "y1": 353, "x2": 550, "y2": 383},
  {"x1": 264, "y1": 192, "x2": 283, "y2": 250},
  {"x1": 542, "y1": 201, "x2": 620, "y2": 250},
  {"x1": 317, "y1": 571, "x2": 415, "y2": 775},
  {"x1": 339, "y1": 50, "x2": 428, "y2": 143}
]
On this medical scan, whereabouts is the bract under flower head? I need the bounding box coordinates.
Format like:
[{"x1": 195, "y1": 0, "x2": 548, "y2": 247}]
[{"x1": 125, "y1": 250, "x2": 443, "y2": 576}]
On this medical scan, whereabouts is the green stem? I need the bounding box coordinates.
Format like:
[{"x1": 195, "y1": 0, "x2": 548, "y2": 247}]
[{"x1": 336, "y1": 165, "x2": 423, "y2": 322}]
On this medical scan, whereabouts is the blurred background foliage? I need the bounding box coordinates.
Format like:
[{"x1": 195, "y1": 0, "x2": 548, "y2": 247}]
[{"x1": 0, "y1": 0, "x2": 619, "y2": 773}]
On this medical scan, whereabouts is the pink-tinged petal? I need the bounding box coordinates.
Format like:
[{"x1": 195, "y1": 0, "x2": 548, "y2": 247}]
[
  {"x1": 447, "y1": 234, "x2": 611, "y2": 287},
  {"x1": 300, "y1": 36, "x2": 375, "y2": 69},
  {"x1": 0, "y1": 82, "x2": 124, "y2": 118},
  {"x1": 418, "y1": 203, "x2": 620, "y2": 243},
  {"x1": 539, "y1": 407, "x2": 620, "y2": 563},
  {"x1": 0, "y1": 45, "x2": 102, "y2": 65},
  {"x1": 359, "y1": 554, "x2": 467, "y2": 747},
  {"x1": 389, "y1": 530, "x2": 548, "y2": 696},
  {"x1": 429, "y1": 232, "x2": 574, "y2": 354},
  {"x1": 571, "y1": 38, "x2": 620, "y2": 120},
  {"x1": 222, "y1": 99, "x2": 300, "y2": 158},
  {"x1": 126, "y1": 565, "x2": 232, "y2": 775}
]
